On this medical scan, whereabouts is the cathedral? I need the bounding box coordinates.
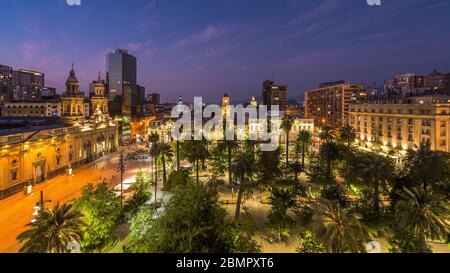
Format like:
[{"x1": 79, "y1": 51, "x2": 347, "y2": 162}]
[{"x1": 0, "y1": 66, "x2": 118, "y2": 199}]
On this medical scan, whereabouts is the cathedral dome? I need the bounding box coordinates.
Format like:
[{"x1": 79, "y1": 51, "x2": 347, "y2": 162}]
[
  {"x1": 94, "y1": 72, "x2": 105, "y2": 88},
  {"x1": 66, "y1": 65, "x2": 79, "y2": 84}
]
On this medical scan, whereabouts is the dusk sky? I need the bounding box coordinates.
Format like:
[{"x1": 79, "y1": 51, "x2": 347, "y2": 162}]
[{"x1": 1, "y1": 0, "x2": 450, "y2": 102}]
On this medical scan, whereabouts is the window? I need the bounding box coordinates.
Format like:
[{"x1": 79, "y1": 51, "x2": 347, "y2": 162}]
[{"x1": 10, "y1": 169, "x2": 18, "y2": 181}]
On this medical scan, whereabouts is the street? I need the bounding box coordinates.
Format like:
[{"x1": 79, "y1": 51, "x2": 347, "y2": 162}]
[{"x1": 0, "y1": 149, "x2": 151, "y2": 253}]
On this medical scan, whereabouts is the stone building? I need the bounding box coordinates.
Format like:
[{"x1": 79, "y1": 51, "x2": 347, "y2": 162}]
[
  {"x1": 0, "y1": 67, "x2": 119, "y2": 199},
  {"x1": 348, "y1": 96, "x2": 450, "y2": 154}
]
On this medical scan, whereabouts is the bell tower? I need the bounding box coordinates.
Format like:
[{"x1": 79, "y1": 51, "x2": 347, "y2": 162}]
[
  {"x1": 90, "y1": 72, "x2": 109, "y2": 117},
  {"x1": 61, "y1": 65, "x2": 85, "y2": 120}
]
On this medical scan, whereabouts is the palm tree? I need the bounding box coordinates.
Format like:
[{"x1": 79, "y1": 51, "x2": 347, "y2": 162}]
[
  {"x1": 182, "y1": 140, "x2": 209, "y2": 184},
  {"x1": 17, "y1": 203, "x2": 84, "y2": 253},
  {"x1": 406, "y1": 140, "x2": 450, "y2": 192},
  {"x1": 148, "y1": 133, "x2": 160, "y2": 145},
  {"x1": 232, "y1": 150, "x2": 256, "y2": 221},
  {"x1": 257, "y1": 148, "x2": 282, "y2": 185},
  {"x1": 159, "y1": 143, "x2": 173, "y2": 187},
  {"x1": 289, "y1": 161, "x2": 303, "y2": 183},
  {"x1": 218, "y1": 139, "x2": 239, "y2": 186},
  {"x1": 340, "y1": 125, "x2": 356, "y2": 148},
  {"x1": 148, "y1": 132, "x2": 160, "y2": 186},
  {"x1": 270, "y1": 187, "x2": 298, "y2": 211},
  {"x1": 357, "y1": 153, "x2": 393, "y2": 214},
  {"x1": 319, "y1": 142, "x2": 340, "y2": 180},
  {"x1": 395, "y1": 187, "x2": 449, "y2": 253},
  {"x1": 296, "y1": 130, "x2": 313, "y2": 167},
  {"x1": 150, "y1": 143, "x2": 161, "y2": 203},
  {"x1": 175, "y1": 128, "x2": 184, "y2": 171},
  {"x1": 281, "y1": 116, "x2": 294, "y2": 166},
  {"x1": 319, "y1": 125, "x2": 336, "y2": 144},
  {"x1": 312, "y1": 199, "x2": 370, "y2": 253}
]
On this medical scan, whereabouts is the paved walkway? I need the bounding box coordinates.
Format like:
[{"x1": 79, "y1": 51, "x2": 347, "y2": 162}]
[{"x1": 0, "y1": 150, "x2": 151, "y2": 253}]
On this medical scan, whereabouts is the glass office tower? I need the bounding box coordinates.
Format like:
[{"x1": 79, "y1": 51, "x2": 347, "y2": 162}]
[{"x1": 106, "y1": 49, "x2": 137, "y2": 113}]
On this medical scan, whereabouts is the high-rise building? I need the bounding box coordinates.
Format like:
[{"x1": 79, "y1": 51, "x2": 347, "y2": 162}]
[
  {"x1": 12, "y1": 69, "x2": 45, "y2": 100},
  {"x1": 383, "y1": 73, "x2": 426, "y2": 97},
  {"x1": 424, "y1": 70, "x2": 449, "y2": 92},
  {"x1": 136, "y1": 84, "x2": 146, "y2": 115},
  {"x1": 106, "y1": 49, "x2": 137, "y2": 113},
  {"x1": 0, "y1": 65, "x2": 13, "y2": 104},
  {"x1": 304, "y1": 81, "x2": 367, "y2": 128},
  {"x1": 262, "y1": 80, "x2": 287, "y2": 112},
  {"x1": 147, "y1": 92, "x2": 160, "y2": 105}
]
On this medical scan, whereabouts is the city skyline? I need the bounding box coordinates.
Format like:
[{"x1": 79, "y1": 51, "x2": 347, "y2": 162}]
[{"x1": 1, "y1": 0, "x2": 450, "y2": 102}]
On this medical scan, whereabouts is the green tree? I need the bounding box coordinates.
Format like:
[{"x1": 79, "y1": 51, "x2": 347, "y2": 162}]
[
  {"x1": 296, "y1": 231, "x2": 326, "y2": 253},
  {"x1": 270, "y1": 187, "x2": 298, "y2": 211},
  {"x1": 307, "y1": 155, "x2": 336, "y2": 185},
  {"x1": 232, "y1": 149, "x2": 256, "y2": 221},
  {"x1": 181, "y1": 140, "x2": 210, "y2": 183},
  {"x1": 289, "y1": 161, "x2": 303, "y2": 183},
  {"x1": 166, "y1": 168, "x2": 194, "y2": 192},
  {"x1": 257, "y1": 148, "x2": 281, "y2": 186},
  {"x1": 123, "y1": 185, "x2": 152, "y2": 219},
  {"x1": 209, "y1": 144, "x2": 228, "y2": 178},
  {"x1": 312, "y1": 199, "x2": 370, "y2": 253},
  {"x1": 73, "y1": 183, "x2": 121, "y2": 252},
  {"x1": 267, "y1": 187, "x2": 298, "y2": 241},
  {"x1": 149, "y1": 142, "x2": 161, "y2": 203},
  {"x1": 131, "y1": 182, "x2": 260, "y2": 253},
  {"x1": 159, "y1": 143, "x2": 174, "y2": 187},
  {"x1": 405, "y1": 141, "x2": 450, "y2": 192},
  {"x1": 356, "y1": 152, "x2": 394, "y2": 214},
  {"x1": 148, "y1": 132, "x2": 160, "y2": 144},
  {"x1": 296, "y1": 130, "x2": 313, "y2": 167},
  {"x1": 281, "y1": 116, "x2": 294, "y2": 165},
  {"x1": 135, "y1": 169, "x2": 150, "y2": 192},
  {"x1": 395, "y1": 187, "x2": 449, "y2": 253},
  {"x1": 339, "y1": 125, "x2": 356, "y2": 148},
  {"x1": 17, "y1": 203, "x2": 84, "y2": 253},
  {"x1": 319, "y1": 125, "x2": 336, "y2": 144},
  {"x1": 218, "y1": 139, "x2": 239, "y2": 186},
  {"x1": 319, "y1": 142, "x2": 341, "y2": 180},
  {"x1": 127, "y1": 207, "x2": 157, "y2": 252}
]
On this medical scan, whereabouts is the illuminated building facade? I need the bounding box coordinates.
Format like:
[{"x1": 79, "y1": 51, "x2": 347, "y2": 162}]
[
  {"x1": 89, "y1": 73, "x2": 109, "y2": 117},
  {"x1": 2, "y1": 101, "x2": 62, "y2": 117},
  {"x1": 0, "y1": 67, "x2": 119, "y2": 199},
  {"x1": 0, "y1": 65, "x2": 13, "y2": 104},
  {"x1": 348, "y1": 96, "x2": 450, "y2": 153},
  {"x1": 61, "y1": 66, "x2": 87, "y2": 121},
  {"x1": 0, "y1": 117, "x2": 118, "y2": 199},
  {"x1": 304, "y1": 81, "x2": 367, "y2": 128},
  {"x1": 262, "y1": 80, "x2": 287, "y2": 112}
]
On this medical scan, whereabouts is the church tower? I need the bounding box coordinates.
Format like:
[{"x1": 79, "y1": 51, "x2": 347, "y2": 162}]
[
  {"x1": 61, "y1": 65, "x2": 85, "y2": 120},
  {"x1": 90, "y1": 72, "x2": 109, "y2": 116},
  {"x1": 222, "y1": 93, "x2": 230, "y2": 116}
]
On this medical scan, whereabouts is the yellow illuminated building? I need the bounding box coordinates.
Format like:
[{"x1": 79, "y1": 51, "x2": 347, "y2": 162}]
[
  {"x1": 0, "y1": 67, "x2": 119, "y2": 199},
  {"x1": 349, "y1": 96, "x2": 450, "y2": 153},
  {"x1": 61, "y1": 65, "x2": 86, "y2": 120}
]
